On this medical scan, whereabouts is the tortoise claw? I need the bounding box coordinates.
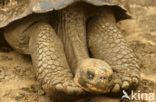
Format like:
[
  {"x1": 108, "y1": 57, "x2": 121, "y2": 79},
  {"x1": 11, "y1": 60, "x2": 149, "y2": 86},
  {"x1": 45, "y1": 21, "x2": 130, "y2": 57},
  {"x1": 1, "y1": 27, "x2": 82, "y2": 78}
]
[
  {"x1": 132, "y1": 77, "x2": 139, "y2": 86},
  {"x1": 66, "y1": 86, "x2": 83, "y2": 95},
  {"x1": 111, "y1": 84, "x2": 120, "y2": 93},
  {"x1": 121, "y1": 81, "x2": 129, "y2": 90}
]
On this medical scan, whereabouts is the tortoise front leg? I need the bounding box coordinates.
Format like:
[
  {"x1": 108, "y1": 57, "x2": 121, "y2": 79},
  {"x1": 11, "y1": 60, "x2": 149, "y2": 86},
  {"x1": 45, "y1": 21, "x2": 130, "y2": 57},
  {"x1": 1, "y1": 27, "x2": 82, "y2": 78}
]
[
  {"x1": 28, "y1": 22, "x2": 82, "y2": 95},
  {"x1": 87, "y1": 7, "x2": 140, "y2": 92},
  {"x1": 4, "y1": 20, "x2": 82, "y2": 95}
]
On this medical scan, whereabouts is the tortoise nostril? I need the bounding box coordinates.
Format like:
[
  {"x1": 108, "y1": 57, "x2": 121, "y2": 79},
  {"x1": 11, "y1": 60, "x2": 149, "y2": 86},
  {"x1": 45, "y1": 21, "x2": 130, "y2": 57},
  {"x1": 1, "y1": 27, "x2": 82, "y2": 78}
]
[{"x1": 100, "y1": 76, "x2": 106, "y2": 80}]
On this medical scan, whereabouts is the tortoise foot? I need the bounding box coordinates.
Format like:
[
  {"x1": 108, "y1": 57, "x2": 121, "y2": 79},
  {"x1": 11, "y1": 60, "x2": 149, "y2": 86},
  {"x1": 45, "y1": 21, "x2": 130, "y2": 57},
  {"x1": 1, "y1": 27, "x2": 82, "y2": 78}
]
[
  {"x1": 112, "y1": 72, "x2": 140, "y2": 93},
  {"x1": 42, "y1": 80, "x2": 83, "y2": 95}
]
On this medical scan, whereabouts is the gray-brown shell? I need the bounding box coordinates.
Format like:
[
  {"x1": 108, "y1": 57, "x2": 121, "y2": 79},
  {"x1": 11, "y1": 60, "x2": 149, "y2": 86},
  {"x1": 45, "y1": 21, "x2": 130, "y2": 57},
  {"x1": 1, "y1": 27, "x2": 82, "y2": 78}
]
[{"x1": 0, "y1": 0, "x2": 130, "y2": 28}]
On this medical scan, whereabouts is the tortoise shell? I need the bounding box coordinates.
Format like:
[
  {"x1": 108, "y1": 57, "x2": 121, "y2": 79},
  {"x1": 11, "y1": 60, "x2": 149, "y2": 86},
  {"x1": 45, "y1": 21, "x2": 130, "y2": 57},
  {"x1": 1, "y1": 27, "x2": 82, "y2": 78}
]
[{"x1": 0, "y1": 0, "x2": 130, "y2": 28}]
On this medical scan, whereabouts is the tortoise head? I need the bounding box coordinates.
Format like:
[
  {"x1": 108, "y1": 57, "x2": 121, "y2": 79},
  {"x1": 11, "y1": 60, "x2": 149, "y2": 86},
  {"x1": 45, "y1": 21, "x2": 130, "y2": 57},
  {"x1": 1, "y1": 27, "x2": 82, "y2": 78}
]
[{"x1": 74, "y1": 58, "x2": 114, "y2": 93}]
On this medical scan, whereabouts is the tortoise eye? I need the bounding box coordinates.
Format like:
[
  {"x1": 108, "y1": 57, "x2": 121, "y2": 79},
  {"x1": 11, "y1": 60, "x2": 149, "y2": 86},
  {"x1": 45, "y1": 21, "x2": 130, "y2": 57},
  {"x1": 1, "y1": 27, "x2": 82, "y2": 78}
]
[{"x1": 87, "y1": 71, "x2": 94, "y2": 80}]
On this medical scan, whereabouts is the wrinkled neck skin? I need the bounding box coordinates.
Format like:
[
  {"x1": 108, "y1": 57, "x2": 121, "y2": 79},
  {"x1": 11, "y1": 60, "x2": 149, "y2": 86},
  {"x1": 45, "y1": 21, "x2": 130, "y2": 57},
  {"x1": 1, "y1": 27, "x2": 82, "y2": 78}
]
[{"x1": 57, "y1": 3, "x2": 89, "y2": 74}]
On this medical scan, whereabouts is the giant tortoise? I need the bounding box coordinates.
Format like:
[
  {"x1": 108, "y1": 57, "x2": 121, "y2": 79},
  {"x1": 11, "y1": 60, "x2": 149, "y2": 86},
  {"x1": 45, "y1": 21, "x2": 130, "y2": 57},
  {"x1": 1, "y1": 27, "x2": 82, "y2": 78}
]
[{"x1": 0, "y1": 0, "x2": 140, "y2": 95}]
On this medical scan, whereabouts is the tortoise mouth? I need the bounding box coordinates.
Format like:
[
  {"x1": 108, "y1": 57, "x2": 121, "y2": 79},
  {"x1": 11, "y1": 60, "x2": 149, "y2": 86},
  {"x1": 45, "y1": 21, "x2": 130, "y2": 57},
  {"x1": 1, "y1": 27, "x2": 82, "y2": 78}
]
[{"x1": 74, "y1": 77, "x2": 111, "y2": 93}]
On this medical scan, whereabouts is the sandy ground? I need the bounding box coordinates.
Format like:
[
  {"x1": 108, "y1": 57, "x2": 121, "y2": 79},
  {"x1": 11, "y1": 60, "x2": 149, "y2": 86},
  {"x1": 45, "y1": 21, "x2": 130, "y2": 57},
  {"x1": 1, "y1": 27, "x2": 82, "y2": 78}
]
[{"x1": 0, "y1": 0, "x2": 156, "y2": 102}]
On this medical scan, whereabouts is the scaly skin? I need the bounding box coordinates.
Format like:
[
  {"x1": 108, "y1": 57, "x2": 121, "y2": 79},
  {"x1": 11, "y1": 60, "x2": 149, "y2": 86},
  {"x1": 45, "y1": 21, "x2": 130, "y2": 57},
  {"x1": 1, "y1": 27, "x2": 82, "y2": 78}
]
[
  {"x1": 4, "y1": 16, "x2": 82, "y2": 95},
  {"x1": 57, "y1": 3, "x2": 113, "y2": 93},
  {"x1": 87, "y1": 7, "x2": 140, "y2": 92},
  {"x1": 3, "y1": 3, "x2": 136, "y2": 94},
  {"x1": 29, "y1": 22, "x2": 83, "y2": 95},
  {"x1": 4, "y1": 5, "x2": 114, "y2": 94}
]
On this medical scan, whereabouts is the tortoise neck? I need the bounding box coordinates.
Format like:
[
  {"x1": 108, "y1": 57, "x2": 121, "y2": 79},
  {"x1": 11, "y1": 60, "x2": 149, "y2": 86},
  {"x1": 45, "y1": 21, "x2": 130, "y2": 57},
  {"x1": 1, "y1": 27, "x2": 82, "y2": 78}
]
[{"x1": 57, "y1": 4, "x2": 89, "y2": 73}]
